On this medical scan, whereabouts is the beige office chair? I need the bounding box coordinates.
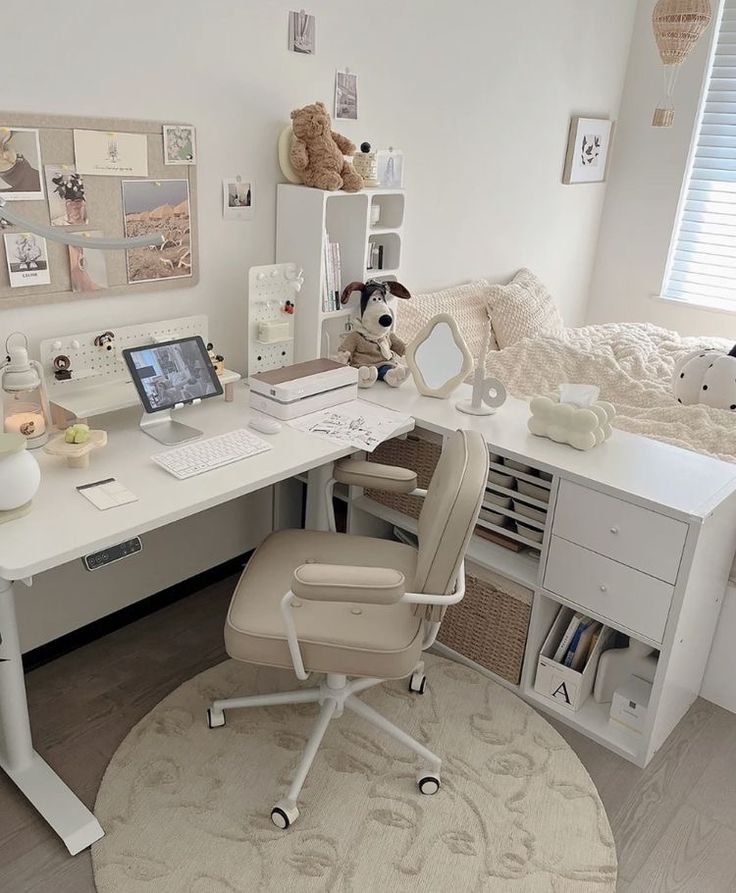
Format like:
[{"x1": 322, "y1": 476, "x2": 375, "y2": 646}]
[{"x1": 207, "y1": 429, "x2": 488, "y2": 829}]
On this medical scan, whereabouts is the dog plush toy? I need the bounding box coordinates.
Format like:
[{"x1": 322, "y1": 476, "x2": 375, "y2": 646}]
[
  {"x1": 289, "y1": 102, "x2": 363, "y2": 192},
  {"x1": 337, "y1": 279, "x2": 411, "y2": 387}
]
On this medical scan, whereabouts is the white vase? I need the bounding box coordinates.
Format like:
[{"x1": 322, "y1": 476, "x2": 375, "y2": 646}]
[{"x1": 0, "y1": 436, "x2": 41, "y2": 521}]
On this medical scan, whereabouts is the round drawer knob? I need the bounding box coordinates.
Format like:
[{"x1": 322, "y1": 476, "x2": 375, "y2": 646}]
[
  {"x1": 599, "y1": 584, "x2": 608, "y2": 593},
  {"x1": 610, "y1": 527, "x2": 619, "y2": 535}
]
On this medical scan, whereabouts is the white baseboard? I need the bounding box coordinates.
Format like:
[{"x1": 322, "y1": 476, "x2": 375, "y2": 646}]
[{"x1": 701, "y1": 581, "x2": 736, "y2": 713}]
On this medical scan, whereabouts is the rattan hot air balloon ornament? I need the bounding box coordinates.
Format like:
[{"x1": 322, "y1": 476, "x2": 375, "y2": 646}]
[{"x1": 652, "y1": 0, "x2": 712, "y2": 127}]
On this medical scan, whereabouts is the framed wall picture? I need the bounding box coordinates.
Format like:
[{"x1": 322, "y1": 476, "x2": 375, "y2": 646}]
[{"x1": 563, "y1": 117, "x2": 614, "y2": 184}]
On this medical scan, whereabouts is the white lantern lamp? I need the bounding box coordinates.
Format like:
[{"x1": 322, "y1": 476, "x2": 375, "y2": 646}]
[
  {"x1": 1, "y1": 332, "x2": 52, "y2": 449},
  {"x1": 0, "y1": 432, "x2": 40, "y2": 523}
]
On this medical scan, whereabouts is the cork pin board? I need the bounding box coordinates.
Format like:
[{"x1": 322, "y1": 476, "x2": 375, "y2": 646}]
[{"x1": 0, "y1": 112, "x2": 199, "y2": 309}]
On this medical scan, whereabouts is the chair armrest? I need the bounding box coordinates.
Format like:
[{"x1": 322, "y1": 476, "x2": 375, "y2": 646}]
[
  {"x1": 333, "y1": 458, "x2": 418, "y2": 494},
  {"x1": 292, "y1": 563, "x2": 406, "y2": 605}
]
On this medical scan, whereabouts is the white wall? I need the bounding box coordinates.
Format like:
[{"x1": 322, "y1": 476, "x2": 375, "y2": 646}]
[
  {"x1": 588, "y1": 0, "x2": 736, "y2": 339},
  {"x1": 1, "y1": 0, "x2": 637, "y2": 368}
]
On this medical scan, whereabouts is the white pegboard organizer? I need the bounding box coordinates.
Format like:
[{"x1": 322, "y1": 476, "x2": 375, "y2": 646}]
[
  {"x1": 248, "y1": 263, "x2": 301, "y2": 375},
  {"x1": 39, "y1": 315, "x2": 240, "y2": 421}
]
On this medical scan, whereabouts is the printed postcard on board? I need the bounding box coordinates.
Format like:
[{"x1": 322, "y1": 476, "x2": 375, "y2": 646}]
[{"x1": 73, "y1": 129, "x2": 149, "y2": 177}]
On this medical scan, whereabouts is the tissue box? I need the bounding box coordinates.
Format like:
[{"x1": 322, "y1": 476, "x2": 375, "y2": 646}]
[
  {"x1": 528, "y1": 393, "x2": 616, "y2": 451},
  {"x1": 610, "y1": 676, "x2": 652, "y2": 734}
]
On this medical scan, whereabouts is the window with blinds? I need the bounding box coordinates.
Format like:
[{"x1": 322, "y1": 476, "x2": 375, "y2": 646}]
[{"x1": 664, "y1": 0, "x2": 736, "y2": 311}]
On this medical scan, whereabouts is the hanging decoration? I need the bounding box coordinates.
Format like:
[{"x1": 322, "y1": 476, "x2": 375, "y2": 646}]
[{"x1": 652, "y1": 0, "x2": 713, "y2": 127}]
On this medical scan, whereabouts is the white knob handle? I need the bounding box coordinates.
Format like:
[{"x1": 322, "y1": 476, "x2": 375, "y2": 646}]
[
  {"x1": 599, "y1": 584, "x2": 607, "y2": 592},
  {"x1": 610, "y1": 526, "x2": 619, "y2": 535},
  {"x1": 71, "y1": 339, "x2": 80, "y2": 350}
]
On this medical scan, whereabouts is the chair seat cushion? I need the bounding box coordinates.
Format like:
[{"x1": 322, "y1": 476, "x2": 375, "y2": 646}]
[{"x1": 225, "y1": 529, "x2": 423, "y2": 679}]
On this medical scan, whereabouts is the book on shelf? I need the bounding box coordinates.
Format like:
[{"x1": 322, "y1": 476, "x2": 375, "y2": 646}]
[
  {"x1": 322, "y1": 232, "x2": 342, "y2": 312},
  {"x1": 552, "y1": 612, "x2": 586, "y2": 663},
  {"x1": 567, "y1": 620, "x2": 602, "y2": 671}
]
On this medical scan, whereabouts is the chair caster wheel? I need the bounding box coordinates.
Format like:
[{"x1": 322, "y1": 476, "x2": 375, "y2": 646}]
[
  {"x1": 418, "y1": 773, "x2": 440, "y2": 795},
  {"x1": 271, "y1": 801, "x2": 299, "y2": 829},
  {"x1": 409, "y1": 673, "x2": 427, "y2": 694},
  {"x1": 207, "y1": 708, "x2": 226, "y2": 729}
]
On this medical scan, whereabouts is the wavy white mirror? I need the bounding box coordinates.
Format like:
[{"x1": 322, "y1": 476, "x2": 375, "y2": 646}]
[{"x1": 406, "y1": 313, "x2": 474, "y2": 398}]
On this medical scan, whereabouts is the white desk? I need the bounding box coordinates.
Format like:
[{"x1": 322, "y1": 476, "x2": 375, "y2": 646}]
[
  {"x1": 0, "y1": 385, "x2": 382, "y2": 855},
  {"x1": 361, "y1": 381, "x2": 736, "y2": 767}
]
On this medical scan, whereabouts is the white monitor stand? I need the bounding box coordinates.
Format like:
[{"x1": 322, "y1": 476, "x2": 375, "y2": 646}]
[{"x1": 139, "y1": 402, "x2": 203, "y2": 445}]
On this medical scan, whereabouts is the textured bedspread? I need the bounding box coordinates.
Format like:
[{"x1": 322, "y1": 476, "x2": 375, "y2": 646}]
[{"x1": 485, "y1": 323, "x2": 736, "y2": 463}]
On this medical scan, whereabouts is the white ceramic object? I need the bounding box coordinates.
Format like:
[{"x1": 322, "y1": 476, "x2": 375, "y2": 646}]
[
  {"x1": 517, "y1": 479, "x2": 550, "y2": 503},
  {"x1": 456, "y1": 319, "x2": 507, "y2": 416},
  {"x1": 593, "y1": 640, "x2": 658, "y2": 704},
  {"x1": 485, "y1": 492, "x2": 512, "y2": 509},
  {"x1": 517, "y1": 521, "x2": 544, "y2": 543},
  {"x1": 513, "y1": 500, "x2": 547, "y2": 523},
  {"x1": 277, "y1": 124, "x2": 304, "y2": 184},
  {"x1": 528, "y1": 394, "x2": 616, "y2": 451},
  {"x1": 43, "y1": 429, "x2": 107, "y2": 469},
  {"x1": 0, "y1": 433, "x2": 40, "y2": 521},
  {"x1": 405, "y1": 313, "x2": 474, "y2": 399},
  {"x1": 673, "y1": 345, "x2": 736, "y2": 409},
  {"x1": 488, "y1": 470, "x2": 515, "y2": 489}
]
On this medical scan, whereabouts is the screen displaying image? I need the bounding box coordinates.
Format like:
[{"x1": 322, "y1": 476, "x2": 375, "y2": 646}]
[{"x1": 127, "y1": 338, "x2": 219, "y2": 411}]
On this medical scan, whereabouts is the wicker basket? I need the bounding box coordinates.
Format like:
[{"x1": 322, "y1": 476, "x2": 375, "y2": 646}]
[
  {"x1": 365, "y1": 432, "x2": 442, "y2": 519},
  {"x1": 437, "y1": 568, "x2": 532, "y2": 685}
]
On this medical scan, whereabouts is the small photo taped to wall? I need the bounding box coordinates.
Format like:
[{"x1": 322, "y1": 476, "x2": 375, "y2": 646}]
[
  {"x1": 335, "y1": 69, "x2": 358, "y2": 120},
  {"x1": 288, "y1": 10, "x2": 315, "y2": 54},
  {"x1": 4, "y1": 232, "x2": 51, "y2": 287},
  {"x1": 223, "y1": 177, "x2": 253, "y2": 220},
  {"x1": 163, "y1": 125, "x2": 196, "y2": 165}
]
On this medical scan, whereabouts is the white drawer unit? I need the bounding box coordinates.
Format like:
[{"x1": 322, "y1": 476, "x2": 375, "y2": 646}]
[
  {"x1": 543, "y1": 536, "x2": 674, "y2": 644},
  {"x1": 553, "y1": 480, "x2": 687, "y2": 584}
]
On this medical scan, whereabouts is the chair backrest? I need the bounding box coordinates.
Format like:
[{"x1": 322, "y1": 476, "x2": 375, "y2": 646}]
[{"x1": 414, "y1": 429, "x2": 488, "y2": 596}]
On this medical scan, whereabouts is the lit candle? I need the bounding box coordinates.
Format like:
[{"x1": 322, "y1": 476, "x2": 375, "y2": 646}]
[{"x1": 5, "y1": 411, "x2": 46, "y2": 438}]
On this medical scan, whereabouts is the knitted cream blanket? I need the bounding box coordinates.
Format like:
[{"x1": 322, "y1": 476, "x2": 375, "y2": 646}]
[{"x1": 485, "y1": 322, "x2": 736, "y2": 463}]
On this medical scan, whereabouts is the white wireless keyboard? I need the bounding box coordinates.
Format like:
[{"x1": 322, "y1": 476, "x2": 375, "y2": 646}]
[{"x1": 152, "y1": 428, "x2": 272, "y2": 479}]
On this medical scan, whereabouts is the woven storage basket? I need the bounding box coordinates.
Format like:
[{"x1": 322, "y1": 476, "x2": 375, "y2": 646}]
[
  {"x1": 437, "y1": 567, "x2": 532, "y2": 685},
  {"x1": 365, "y1": 432, "x2": 442, "y2": 519}
]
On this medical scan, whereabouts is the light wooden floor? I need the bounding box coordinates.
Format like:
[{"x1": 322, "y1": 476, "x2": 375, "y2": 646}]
[{"x1": 2, "y1": 574, "x2": 736, "y2": 892}]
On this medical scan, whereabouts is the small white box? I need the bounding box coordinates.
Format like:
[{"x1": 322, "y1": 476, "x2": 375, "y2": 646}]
[
  {"x1": 534, "y1": 607, "x2": 614, "y2": 712},
  {"x1": 610, "y1": 676, "x2": 652, "y2": 734},
  {"x1": 249, "y1": 359, "x2": 358, "y2": 420},
  {"x1": 258, "y1": 320, "x2": 291, "y2": 344}
]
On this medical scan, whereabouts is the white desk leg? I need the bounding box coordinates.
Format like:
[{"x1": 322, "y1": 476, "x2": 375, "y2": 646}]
[
  {"x1": 305, "y1": 463, "x2": 334, "y2": 531},
  {"x1": 0, "y1": 577, "x2": 104, "y2": 855}
]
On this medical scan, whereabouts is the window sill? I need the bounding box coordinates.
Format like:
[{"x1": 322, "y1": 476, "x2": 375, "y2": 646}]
[{"x1": 652, "y1": 293, "x2": 736, "y2": 317}]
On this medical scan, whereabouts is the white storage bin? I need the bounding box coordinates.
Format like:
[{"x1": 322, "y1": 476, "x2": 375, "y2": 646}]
[{"x1": 534, "y1": 607, "x2": 614, "y2": 712}]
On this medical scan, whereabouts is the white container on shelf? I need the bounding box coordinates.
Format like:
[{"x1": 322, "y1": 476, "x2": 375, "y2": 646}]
[
  {"x1": 488, "y1": 470, "x2": 515, "y2": 489},
  {"x1": 534, "y1": 607, "x2": 614, "y2": 712},
  {"x1": 610, "y1": 676, "x2": 652, "y2": 734},
  {"x1": 517, "y1": 479, "x2": 551, "y2": 502},
  {"x1": 513, "y1": 500, "x2": 547, "y2": 523}
]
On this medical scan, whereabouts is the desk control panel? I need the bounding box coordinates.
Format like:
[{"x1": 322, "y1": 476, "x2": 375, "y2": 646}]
[{"x1": 83, "y1": 538, "x2": 143, "y2": 572}]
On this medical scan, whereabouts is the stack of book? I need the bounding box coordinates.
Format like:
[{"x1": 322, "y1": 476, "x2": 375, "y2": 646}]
[
  {"x1": 322, "y1": 231, "x2": 342, "y2": 313},
  {"x1": 552, "y1": 613, "x2": 602, "y2": 672}
]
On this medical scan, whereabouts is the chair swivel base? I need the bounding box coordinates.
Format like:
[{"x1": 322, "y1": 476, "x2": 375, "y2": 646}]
[{"x1": 207, "y1": 671, "x2": 441, "y2": 828}]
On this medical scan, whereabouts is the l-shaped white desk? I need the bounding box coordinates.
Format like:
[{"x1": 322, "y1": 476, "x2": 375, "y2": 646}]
[
  {"x1": 0, "y1": 386, "x2": 398, "y2": 855},
  {"x1": 3, "y1": 378, "x2": 736, "y2": 856}
]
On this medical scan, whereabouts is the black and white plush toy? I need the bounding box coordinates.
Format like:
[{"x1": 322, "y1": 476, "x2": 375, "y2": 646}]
[{"x1": 673, "y1": 345, "x2": 736, "y2": 411}]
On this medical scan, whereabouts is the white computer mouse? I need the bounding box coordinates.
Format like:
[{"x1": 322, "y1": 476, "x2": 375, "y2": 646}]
[{"x1": 249, "y1": 414, "x2": 282, "y2": 435}]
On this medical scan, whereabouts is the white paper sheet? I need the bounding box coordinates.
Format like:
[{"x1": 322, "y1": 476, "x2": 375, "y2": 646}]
[
  {"x1": 289, "y1": 400, "x2": 412, "y2": 452},
  {"x1": 77, "y1": 478, "x2": 138, "y2": 510}
]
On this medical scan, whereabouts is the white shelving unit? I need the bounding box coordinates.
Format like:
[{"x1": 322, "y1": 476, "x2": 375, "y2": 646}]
[{"x1": 276, "y1": 184, "x2": 405, "y2": 363}]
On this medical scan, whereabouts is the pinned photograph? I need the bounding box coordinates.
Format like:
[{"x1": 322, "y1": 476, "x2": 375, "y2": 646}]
[
  {"x1": 335, "y1": 69, "x2": 358, "y2": 120},
  {"x1": 45, "y1": 165, "x2": 88, "y2": 226},
  {"x1": 288, "y1": 10, "x2": 315, "y2": 54},
  {"x1": 223, "y1": 178, "x2": 254, "y2": 220},
  {"x1": 73, "y1": 129, "x2": 148, "y2": 177},
  {"x1": 0, "y1": 127, "x2": 44, "y2": 201},
  {"x1": 376, "y1": 148, "x2": 404, "y2": 188},
  {"x1": 163, "y1": 125, "x2": 197, "y2": 165},
  {"x1": 563, "y1": 116, "x2": 614, "y2": 184},
  {"x1": 68, "y1": 231, "x2": 108, "y2": 293},
  {"x1": 122, "y1": 179, "x2": 192, "y2": 283},
  {"x1": 4, "y1": 232, "x2": 51, "y2": 287}
]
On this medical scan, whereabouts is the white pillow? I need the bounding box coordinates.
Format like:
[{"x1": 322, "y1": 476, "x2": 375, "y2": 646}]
[
  {"x1": 395, "y1": 280, "x2": 497, "y2": 366},
  {"x1": 487, "y1": 269, "x2": 563, "y2": 349}
]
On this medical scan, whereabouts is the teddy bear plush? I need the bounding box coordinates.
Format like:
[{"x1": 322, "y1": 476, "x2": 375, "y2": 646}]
[
  {"x1": 337, "y1": 279, "x2": 412, "y2": 387},
  {"x1": 289, "y1": 102, "x2": 363, "y2": 192}
]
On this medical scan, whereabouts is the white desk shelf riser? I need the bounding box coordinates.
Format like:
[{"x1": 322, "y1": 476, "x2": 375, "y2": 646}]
[
  {"x1": 346, "y1": 382, "x2": 736, "y2": 768},
  {"x1": 39, "y1": 315, "x2": 240, "y2": 423},
  {"x1": 276, "y1": 184, "x2": 405, "y2": 363}
]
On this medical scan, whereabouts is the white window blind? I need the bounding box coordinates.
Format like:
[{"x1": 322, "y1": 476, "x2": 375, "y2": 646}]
[{"x1": 664, "y1": 0, "x2": 736, "y2": 311}]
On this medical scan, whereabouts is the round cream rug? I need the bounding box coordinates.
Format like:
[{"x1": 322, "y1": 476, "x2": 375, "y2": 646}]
[{"x1": 92, "y1": 654, "x2": 616, "y2": 892}]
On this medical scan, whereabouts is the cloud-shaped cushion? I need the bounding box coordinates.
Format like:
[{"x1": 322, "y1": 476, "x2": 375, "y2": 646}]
[{"x1": 528, "y1": 396, "x2": 616, "y2": 451}]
